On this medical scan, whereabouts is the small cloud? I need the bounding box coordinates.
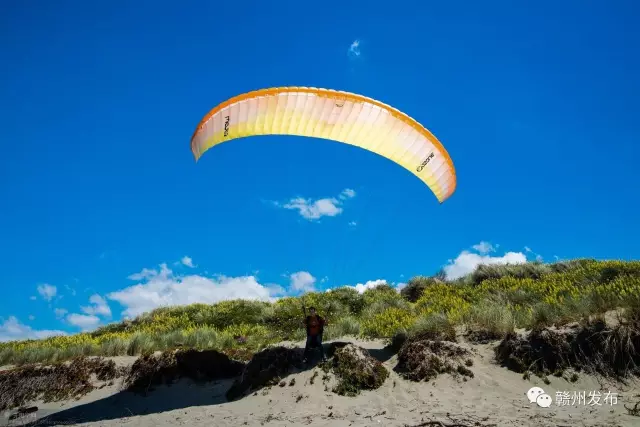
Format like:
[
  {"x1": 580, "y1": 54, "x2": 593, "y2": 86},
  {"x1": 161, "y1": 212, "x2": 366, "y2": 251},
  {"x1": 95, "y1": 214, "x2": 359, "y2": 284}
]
[
  {"x1": 283, "y1": 197, "x2": 342, "y2": 220},
  {"x1": 109, "y1": 263, "x2": 276, "y2": 318},
  {"x1": 272, "y1": 188, "x2": 356, "y2": 221},
  {"x1": 28, "y1": 315, "x2": 35, "y2": 321},
  {"x1": 265, "y1": 283, "x2": 287, "y2": 297},
  {"x1": 81, "y1": 294, "x2": 112, "y2": 317},
  {"x1": 181, "y1": 256, "x2": 195, "y2": 268},
  {"x1": 99, "y1": 250, "x2": 117, "y2": 261},
  {"x1": 472, "y1": 242, "x2": 495, "y2": 255},
  {"x1": 348, "y1": 279, "x2": 387, "y2": 294},
  {"x1": 339, "y1": 189, "x2": 356, "y2": 200},
  {"x1": 443, "y1": 245, "x2": 527, "y2": 280},
  {"x1": 348, "y1": 39, "x2": 361, "y2": 59},
  {"x1": 554, "y1": 255, "x2": 560, "y2": 261},
  {"x1": 396, "y1": 282, "x2": 408, "y2": 291},
  {"x1": 64, "y1": 284, "x2": 77, "y2": 296},
  {"x1": 290, "y1": 271, "x2": 316, "y2": 292},
  {"x1": 523, "y1": 246, "x2": 544, "y2": 262},
  {"x1": 54, "y1": 308, "x2": 68, "y2": 319},
  {"x1": 0, "y1": 316, "x2": 66, "y2": 342},
  {"x1": 348, "y1": 221, "x2": 357, "y2": 227},
  {"x1": 66, "y1": 313, "x2": 101, "y2": 331},
  {"x1": 128, "y1": 267, "x2": 160, "y2": 281},
  {"x1": 37, "y1": 284, "x2": 57, "y2": 301},
  {"x1": 29, "y1": 296, "x2": 36, "y2": 301}
]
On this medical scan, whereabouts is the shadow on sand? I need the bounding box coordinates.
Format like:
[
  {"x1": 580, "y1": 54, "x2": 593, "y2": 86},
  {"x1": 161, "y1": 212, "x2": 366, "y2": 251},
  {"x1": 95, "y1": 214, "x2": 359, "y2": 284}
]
[
  {"x1": 25, "y1": 341, "x2": 398, "y2": 426},
  {"x1": 367, "y1": 345, "x2": 397, "y2": 363},
  {"x1": 28, "y1": 378, "x2": 235, "y2": 426}
]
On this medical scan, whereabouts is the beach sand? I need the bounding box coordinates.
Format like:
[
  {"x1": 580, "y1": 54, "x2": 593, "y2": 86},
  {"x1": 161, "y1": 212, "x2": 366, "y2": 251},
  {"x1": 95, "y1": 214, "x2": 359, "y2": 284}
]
[{"x1": 3, "y1": 338, "x2": 639, "y2": 427}]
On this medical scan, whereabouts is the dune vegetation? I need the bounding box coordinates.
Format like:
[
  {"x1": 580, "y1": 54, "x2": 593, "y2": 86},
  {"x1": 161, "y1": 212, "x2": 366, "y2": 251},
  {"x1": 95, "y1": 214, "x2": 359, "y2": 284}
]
[{"x1": 1, "y1": 259, "x2": 639, "y2": 367}]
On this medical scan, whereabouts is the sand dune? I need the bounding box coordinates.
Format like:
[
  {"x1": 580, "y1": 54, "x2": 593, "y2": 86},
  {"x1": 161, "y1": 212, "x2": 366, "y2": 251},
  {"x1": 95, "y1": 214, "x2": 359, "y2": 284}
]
[{"x1": 3, "y1": 338, "x2": 639, "y2": 427}]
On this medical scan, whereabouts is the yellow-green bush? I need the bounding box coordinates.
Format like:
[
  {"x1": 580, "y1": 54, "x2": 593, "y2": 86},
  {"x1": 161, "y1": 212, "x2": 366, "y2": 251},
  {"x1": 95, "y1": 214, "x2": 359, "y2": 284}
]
[
  {"x1": 409, "y1": 312, "x2": 457, "y2": 341},
  {"x1": 463, "y1": 298, "x2": 516, "y2": 337},
  {"x1": 361, "y1": 307, "x2": 416, "y2": 338},
  {"x1": 2, "y1": 260, "x2": 639, "y2": 365},
  {"x1": 415, "y1": 283, "x2": 473, "y2": 322},
  {"x1": 269, "y1": 292, "x2": 350, "y2": 336},
  {"x1": 400, "y1": 276, "x2": 440, "y2": 302},
  {"x1": 362, "y1": 284, "x2": 399, "y2": 305},
  {"x1": 325, "y1": 316, "x2": 361, "y2": 339},
  {"x1": 324, "y1": 287, "x2": 365, "y2": 315}
]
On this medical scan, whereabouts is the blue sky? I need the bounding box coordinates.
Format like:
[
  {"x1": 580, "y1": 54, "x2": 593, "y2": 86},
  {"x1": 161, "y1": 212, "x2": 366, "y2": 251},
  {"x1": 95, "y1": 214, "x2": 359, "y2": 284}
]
[{"x1": 1, "y1": 0, "x2": 638, "y2": 340}]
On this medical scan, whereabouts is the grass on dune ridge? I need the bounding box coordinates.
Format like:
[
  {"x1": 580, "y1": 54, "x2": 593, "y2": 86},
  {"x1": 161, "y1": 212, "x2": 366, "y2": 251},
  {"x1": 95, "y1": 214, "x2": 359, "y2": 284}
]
[{"x1": 1, "y1": 259, "x2": 640, "y2": 366}]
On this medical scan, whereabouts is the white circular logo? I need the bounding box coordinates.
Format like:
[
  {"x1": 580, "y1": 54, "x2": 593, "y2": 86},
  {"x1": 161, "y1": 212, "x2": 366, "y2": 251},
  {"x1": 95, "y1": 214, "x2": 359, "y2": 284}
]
[
  {"x1": 536, "y1": 393, "x2": 552, "y2": 408},
  {"x1": 526, "y1": 387, "x2": 545, "y2": 404}
]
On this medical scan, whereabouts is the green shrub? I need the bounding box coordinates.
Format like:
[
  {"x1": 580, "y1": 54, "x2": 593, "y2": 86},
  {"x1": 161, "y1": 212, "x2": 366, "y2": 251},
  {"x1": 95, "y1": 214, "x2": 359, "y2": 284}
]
[
  {"x1": 2, "y1": 260, "x2": 640, "y2": 365},
  {"x1": 400, "y1": 276, "x2": 440, "y2": 302},
  {"x1": 361, "y1": 307, "x2": 415, "y2": 338},
  {"x1": 470, "y1": 262, "x2": 553, "y2": 286},
  {"x1": 464, "y1": 299, "x2": 515, "y2": 339},
  {"x1": 324, "y1": 287, "x2": 365, "y2": 315},
  {"x1": 362, "y1": 283, "x2": 398, "y2": 305},
  {"x1": 127, "y1": 332, "x2": 156, "y2": 355},
  {"x1": 409, "y1": 312, "x2": 456, "y2": 341},
  {"x1": 325, "y1": 316, "x2": 361, "y2": 339}
]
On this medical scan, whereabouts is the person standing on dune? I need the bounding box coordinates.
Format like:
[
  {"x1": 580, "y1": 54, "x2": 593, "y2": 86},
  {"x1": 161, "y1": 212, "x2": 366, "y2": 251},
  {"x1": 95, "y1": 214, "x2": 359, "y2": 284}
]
[{"x1": 303, "y1": 306, "x2": 327, "y2": 363}]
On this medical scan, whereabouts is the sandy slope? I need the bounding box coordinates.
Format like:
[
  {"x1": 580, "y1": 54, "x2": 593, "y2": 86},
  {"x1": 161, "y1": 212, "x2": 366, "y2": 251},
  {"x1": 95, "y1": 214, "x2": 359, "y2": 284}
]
[{"x1": 3, "y1": 338, "x2": 639, "y2": 427}]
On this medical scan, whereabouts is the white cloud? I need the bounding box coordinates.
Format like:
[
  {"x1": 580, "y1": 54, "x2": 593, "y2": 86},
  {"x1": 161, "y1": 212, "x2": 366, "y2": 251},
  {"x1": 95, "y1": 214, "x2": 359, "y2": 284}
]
[
  {"x1": 29, "y1": 296, "x2": 36, "y2": 301},
  {"x1": 37, "y1": 284, "x2": 57, "y2": 301},
  {"x1": 108, "y1": 264, "x2": 275, "y2": 318},
  {"x1": 339, "y1": 188, "x2": 356, "y2": 200},
  {"x1": 54, "y1": 308, "x2": 68, "y2": 319},
  {"x1": 443, "y1": 242, "x2": 527, "y2": 280},
  {"x1": 290, "y1": 271, "x2": 316, "y2": 292},
  {"x1": 181, "y1": 256, "x2": 195, "y2": 268},
  {"x1": 348, "y1": 221, "x2": 357, "y2": 227},
  {"x1": 128, "y1": 267, "x2": 160, "y2": 281},
  {"x1": 522, "y1": 246, "x2": 544, "y2": 262},
  {"x1": 28, "y1": 315, "x2": 35, "y2": 321},
  {"x1": 66, "y1": 313, "x2": 101, "y2": 331},
  {"x1": 472, "y1": 241, "x2": 495, "y2": 254},
  {"x1": 0, "y1": 316, "x2": 66, "y2": 342},
  {"x1": 273, "y1": 188, "x2": 356, "y2": 221},
  {"x1": 81, "y1": 294, "x2": 112, "y2": 317},
  {"x1": 284, "y1": 197, "x2": 342, "y2": 220},
  {"x1": 348, "y1": 39, "x2": 361, "y2": 58},
  {"x1": 265, "y1": 283, "x2": 287, "y2": 296},
  {"x1": 348, "y1": 279, "x2": 387, "y2": 294},
  {"x1": 396, "y1": 282, "x2": 408, "y2": 291},
  {"x1": 64, "y1": 284, "x2": 77, "y2": 296}
]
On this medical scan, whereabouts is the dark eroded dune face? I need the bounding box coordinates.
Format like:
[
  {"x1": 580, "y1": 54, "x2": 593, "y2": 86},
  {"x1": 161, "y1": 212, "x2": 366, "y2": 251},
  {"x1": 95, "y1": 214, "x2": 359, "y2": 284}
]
[
  {"x1": 0, "y1": 357, "x2": 123, "y2": 411},
  {"x1": 124, "y1": 349, "x2": 244, "y2": 394}
]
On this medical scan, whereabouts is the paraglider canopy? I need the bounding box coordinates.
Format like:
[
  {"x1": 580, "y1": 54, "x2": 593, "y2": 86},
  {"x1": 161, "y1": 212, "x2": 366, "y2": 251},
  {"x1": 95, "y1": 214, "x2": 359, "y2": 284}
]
[{"x1": 191, "y1": 87, "x2": 456, "y2": 203}]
